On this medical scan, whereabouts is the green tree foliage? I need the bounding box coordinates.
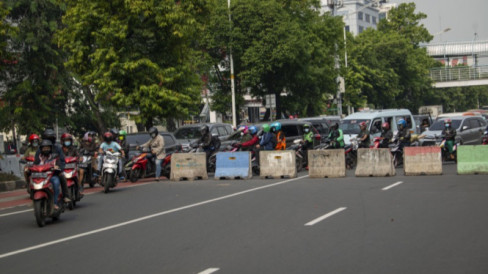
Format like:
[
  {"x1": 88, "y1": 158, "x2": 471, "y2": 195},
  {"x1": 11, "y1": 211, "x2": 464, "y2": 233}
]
[
  {"x1": 347, "y1": 3, "x2": 435, "y2": 111},
  {"x1": 0, "y1": 0, "x2": 72, "y2": 135},
  {"x1": 58, "y1": 0, "x2": 211, "y2": 129},
  {"x1": 203, "y1": 0, "x2": 342, "y2": 119}
]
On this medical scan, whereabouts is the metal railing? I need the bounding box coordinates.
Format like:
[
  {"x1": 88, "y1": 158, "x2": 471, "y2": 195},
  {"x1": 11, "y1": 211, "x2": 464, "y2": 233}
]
[{"x1": 430, "y1": 65, "x2": 488, "y2": 82}]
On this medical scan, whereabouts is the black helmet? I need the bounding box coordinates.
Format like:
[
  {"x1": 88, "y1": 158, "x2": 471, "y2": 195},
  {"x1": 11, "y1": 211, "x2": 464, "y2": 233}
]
[
  {"x1": 332, "y1": 123, "x2": 339, "y2": 130},
  {"x1": 42, "y1": 129, "x2": 56, "y2": 144},
  {"x1": 149, "y1": 127, "x2": 158, "y2": 138},
  {"x1": 40, "y1": 139, "x2": 53, "y2": 156},
  {"x1": 110, "y1": 128, "x2": 118, "y2": 137},
  {"x1": 200, "y1": 125, "x2": 209, "y2": 135}
]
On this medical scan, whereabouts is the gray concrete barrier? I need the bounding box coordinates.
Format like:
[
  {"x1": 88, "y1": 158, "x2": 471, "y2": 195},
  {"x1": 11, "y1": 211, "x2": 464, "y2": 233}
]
[
  {"x1": 170, "y1": 153, "x2": 208, "y2": 181},
  {"x1": 355, "y1": 148, "x2": 396, "y2": 177},
  {"x1": 259, "y1": 151, "x2": 296, "y2": 179},
  {"x1": 404, "y1": 146, "x2": 442, "y2": 175},
  {"x1": 308, "y1": 150, "x2": 346, "y2": 178}
]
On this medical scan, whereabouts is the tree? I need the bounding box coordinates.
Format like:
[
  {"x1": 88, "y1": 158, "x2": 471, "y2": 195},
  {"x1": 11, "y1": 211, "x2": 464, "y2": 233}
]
[
  {"x1": 0, "y1": 0, "x2": 73, "y2": 136},
  {"x1": 58, "y1": 0, "x2": 212, "y2": 130}
]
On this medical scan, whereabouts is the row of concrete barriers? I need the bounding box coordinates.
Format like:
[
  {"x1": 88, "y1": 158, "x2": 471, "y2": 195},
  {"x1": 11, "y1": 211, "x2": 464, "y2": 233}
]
[{"x1": 170, "y1": 145, "x2": 488, "y2": 180}]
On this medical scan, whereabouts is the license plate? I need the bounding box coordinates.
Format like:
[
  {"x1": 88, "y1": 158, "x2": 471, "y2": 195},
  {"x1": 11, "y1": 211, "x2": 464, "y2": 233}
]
[
  {"x1": 65, "y1": 163, "x2": 77, "y2": 169},
  {"x1": 31, "y1": 172, "x2": 48, "y2": 179},
  {"x1": 78, "y1": 163, "x2": 87, "y2": 168}
]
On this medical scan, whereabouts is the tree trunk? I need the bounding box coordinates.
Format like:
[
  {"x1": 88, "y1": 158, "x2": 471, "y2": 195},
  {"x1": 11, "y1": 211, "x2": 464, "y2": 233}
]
[
  {"x1": 166, "y1": 118, "x2": 176, "y2": 132},
  {"x1": 82, "y1": 86, "x2": 106, "y2": 135},
  {"x1": 275, "y1": 91, "x2": 282, "y2": 120}
]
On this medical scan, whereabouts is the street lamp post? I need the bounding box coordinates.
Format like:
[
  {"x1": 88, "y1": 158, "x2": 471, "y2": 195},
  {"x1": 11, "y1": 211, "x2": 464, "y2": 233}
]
[{"x1": 228, "y1": 0, "x2": 237, "y2": 128}]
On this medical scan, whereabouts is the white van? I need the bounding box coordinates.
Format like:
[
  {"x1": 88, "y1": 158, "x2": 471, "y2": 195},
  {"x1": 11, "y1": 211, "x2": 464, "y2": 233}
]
[{"x1": 341, "y1": 109, "x2": 416, "y2": 145}]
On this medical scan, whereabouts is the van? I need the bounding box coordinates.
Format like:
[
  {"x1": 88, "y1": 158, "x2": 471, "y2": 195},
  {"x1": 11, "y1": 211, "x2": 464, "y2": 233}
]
[{"x1": 341, "y1": 109, "x2": 416, "y2": 145}]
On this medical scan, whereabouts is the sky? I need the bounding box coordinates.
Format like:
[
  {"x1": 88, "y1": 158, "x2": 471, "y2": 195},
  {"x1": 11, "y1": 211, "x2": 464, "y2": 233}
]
[{"x1": 389, "y1": 0, "x2": 487, "y2": 44}]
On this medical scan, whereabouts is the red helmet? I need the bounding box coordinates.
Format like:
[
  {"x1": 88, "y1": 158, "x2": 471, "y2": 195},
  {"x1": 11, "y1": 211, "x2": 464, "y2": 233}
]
[
  {"x1": 103, "y1": 132, "x2": 113, "y2": 142},
  {"x1": 382, "y1": 122, "x2": 390, "y2": 130},
  {"x1": 61, "y1": 133, "x2": 73, "y2": 142},
  {"x1": 445, "y1": 118, "x2": 452, "y2": 123},
  {"x1": 28, "y1": 134, "x2": 40, "y2": 143},
  {"x1": 359, "y1": 121, "x2": 367, "y2": 128}
]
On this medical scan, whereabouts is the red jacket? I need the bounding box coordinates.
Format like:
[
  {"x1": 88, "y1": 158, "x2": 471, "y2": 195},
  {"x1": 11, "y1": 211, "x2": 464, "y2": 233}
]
[{"x1": 241, "y1": 135, "x2": 259, "y2": 148}]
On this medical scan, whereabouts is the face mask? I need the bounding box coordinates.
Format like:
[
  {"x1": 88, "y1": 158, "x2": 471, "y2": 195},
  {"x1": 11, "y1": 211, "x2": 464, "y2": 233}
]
[
  {"x1": 32, "y1": 142, "x2": 39, "y2": 147},
  {"x1": 240, "y1": 132, "x2": 244, "y2": 136},
  {"x1": 445, "y1": 124, "x2": 449, "y2": 128},
  {"x1": 41, "y1": 148, "x2": 51, "y2": 156},
  {"x1": 151, "y1": 133, "x2": 157, "y2": 138},
  {"x1": 119, "y1": 136, "x2": 124, "y2": 141},
  {"x1": 64, "y1": 141, "x2": 71, "y2": 147},
  {"x1": 304, "y1": 128, "x2": 310, "y2": 133}
]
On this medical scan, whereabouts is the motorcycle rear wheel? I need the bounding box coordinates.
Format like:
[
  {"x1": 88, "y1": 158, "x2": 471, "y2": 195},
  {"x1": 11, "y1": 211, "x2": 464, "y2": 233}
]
[{"x1": 34, "y1": 200, "x2": 46, "y2": 227}]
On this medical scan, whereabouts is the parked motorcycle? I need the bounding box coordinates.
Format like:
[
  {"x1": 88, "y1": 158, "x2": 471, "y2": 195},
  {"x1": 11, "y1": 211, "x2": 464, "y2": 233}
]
[
  {"x1": 64, "y1": 156, "x2": 82, "y2": 209},
  {"x1": 79, "y1": 149, "x2": 96, "y2": 188},
  {"x1": 28, "y1": 160, "x2": 64, "y2": 227},
  {"x1": 100, "y1": 151, "x2": 121, "y2": 193}
]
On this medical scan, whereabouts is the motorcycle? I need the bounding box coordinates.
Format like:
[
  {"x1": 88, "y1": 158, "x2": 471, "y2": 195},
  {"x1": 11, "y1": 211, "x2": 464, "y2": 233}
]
[
  {"x1": 100, "y1": 151, "x2": 121, "y2": 193},
  {"x1": 79, "y1": 149, "x2": 96, "y2": 188},
  {"x1": 371, "y1": 137, "x2": 382, "y2": 149},
  {"x1": 287, "y1": 139, "x2": 306, "y2": 172},
  {"x1": 439, "y1": 138, "x2": 458, "y2": 162},
  {"x1": 482, "y1": 130, "x2": 488, "y2": 145},
  {"x1": 389, "y1": 138, "x2": 404, "y2": 168},
  {"x1": 126, "y1": 147, "x2": 174, "y2": 182},
  {"x1": 28, "y1": 160, "x2": 65, "y2": 227},
  {"x1": 64, "y1": 156, "x2": 82, "y2": 209},
  {"x1": 345, "y1": 138, "x2": 359, "y2": 169}
]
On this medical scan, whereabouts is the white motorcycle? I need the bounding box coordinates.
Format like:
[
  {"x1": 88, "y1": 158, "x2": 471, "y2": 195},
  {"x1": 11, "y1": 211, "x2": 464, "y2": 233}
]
[{"x1": 101, "y1": 151, "x2": 121, "y2": 193}]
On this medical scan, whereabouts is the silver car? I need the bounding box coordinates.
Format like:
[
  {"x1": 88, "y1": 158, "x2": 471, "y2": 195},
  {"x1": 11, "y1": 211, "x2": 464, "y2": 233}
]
[{"x1": 420, "y1": 116, "x2": 486, "y2": 146}]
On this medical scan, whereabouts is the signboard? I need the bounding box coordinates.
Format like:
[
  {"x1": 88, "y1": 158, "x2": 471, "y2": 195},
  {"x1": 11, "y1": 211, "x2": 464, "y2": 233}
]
[{"x1": 265, "y1": 94, "x2": 276, "y2": 108}]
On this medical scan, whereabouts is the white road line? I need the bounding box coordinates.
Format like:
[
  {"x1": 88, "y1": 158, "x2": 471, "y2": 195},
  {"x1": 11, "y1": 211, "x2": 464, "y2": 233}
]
[
  {"x1": 0, "y1": 209, "x2": 32, "y2": 217},
  {"x1": 305, "y1": 207, "x2": 347, "y2": 226},
  {"x1": 0, "y1": 175, "x2": 309, "y2": 259},
  {"x1": 382, "y1": 181, "x2": 404, "y2": 191},
  {"x1": 199, "y1": 268, "x2": 220, "y2": 274}
]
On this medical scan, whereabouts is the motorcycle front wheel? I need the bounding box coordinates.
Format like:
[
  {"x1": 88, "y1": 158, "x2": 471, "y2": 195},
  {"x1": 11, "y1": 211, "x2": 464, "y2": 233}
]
[
  {"x1": 130, "y1": 168, "x2": 141, "y2": 183},
  {"x1": 104, "y1": 174, "x2": 113, "y2": 193},
  {"x1": 34, "y1": 199, "x2": 46, "y2": 227}
]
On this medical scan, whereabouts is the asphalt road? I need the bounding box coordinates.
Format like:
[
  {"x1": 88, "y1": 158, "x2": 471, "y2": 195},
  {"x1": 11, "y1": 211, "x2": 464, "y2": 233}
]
[{"x1": 1, "y1": 163, "x2": 488, "y2": 274}]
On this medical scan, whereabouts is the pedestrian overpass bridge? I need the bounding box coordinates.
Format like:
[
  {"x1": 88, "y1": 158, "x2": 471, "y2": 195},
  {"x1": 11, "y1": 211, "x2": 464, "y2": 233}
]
[{"x1": 424, "y1": 40, "x2": 488, "y2": 88}]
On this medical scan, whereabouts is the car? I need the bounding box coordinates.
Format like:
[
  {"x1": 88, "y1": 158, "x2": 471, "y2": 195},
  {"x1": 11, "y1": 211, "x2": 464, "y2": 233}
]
[
  {"x1": 173, "y1": 123, "x2": 234, "y2": 152},
  {"x1": 125, "y1": 132, "x2": 182, "y2": 160},
  {"x1": 248, "y1": 120, "x2": 321, "y2": 148},
  {"x1": 420, "y1": 115, "x2": 487, "y2": 146},
  {"x1": 341, "y1": 109, "x2": 417, "y2": 145}
]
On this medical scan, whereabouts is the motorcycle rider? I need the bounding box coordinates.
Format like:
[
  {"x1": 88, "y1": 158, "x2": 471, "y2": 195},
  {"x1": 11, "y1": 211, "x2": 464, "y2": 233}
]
[
  {"x1": 22, "y1": 134, "x2": 40, "y2": 188},
  {"x1": 79, "y1": 135, "x2": 98, "y2": 186},
  {"x1": 140, "y1": 127, "x2": 165, "y2": 180},
  {"x1": 98, "y1": 132, "x2": 125, "y2": 180},
  {"x1": 271, "y1": 122, "x2": 286, "y2": 150},
  {"x1": 357, "y1": 121, "x2": 370, "y2": 148},
  {"x1": 379, "y1": 122, "x2": 393, "y2": 148},
  {"x1": 37, "y1": 129, "x2": 71, "y2": 203},
  {"x1": 118, "y1": 130, "x2": 130, "y2": 161},
  {"x1": 441, "y1": 118, "x2": 457, "y2": 159},
  {"x1": 395, "y1": 119, "x2": 411, "y2": 148},
  {"x1": 237, "y1": 125, "x2": 259, "y2": 151},
  {"x1": 257, "y1": 124, "x2": 276, "y2": 151},
  {"x1": 196, "y1": 125, "x2": 218, "y2": 170},
  {"x1": 61, "y1": 133, "x2": 83, "y2": 198},
  {"x1": 303, "y1": 124, "x2": 314, "y2": 150},
  {"x1": 34, "y1": 139, "x2": 63, "y2": 210},
  {"x1": 328, "y1": 123, "x2": 344, "y2": 149}
]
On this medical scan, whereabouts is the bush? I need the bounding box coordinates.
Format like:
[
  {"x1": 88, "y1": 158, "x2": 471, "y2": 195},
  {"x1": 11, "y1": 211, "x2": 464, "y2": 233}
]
[{"x1": 0, "y1": 172, "x2": 21, "y2": 182}]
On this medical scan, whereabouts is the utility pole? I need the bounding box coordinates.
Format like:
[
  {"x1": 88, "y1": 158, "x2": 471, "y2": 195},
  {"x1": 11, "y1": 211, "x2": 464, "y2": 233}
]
[{"x1": 228, "y1": 0, "x2": 237, "y2": 128}]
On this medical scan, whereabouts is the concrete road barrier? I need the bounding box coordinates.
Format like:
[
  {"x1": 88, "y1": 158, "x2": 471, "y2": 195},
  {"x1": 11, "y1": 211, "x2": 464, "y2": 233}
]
[
  {"x1": 259, "y1": 150, "x2": 296, "y2": 179},
  {"x1": 355, "y1": 148, "x2": 396, "y2": 177},
  {"x1": 308, "y1": 150, "x2": 345, "y2": 178},
  {"x1": 457, "y1": 145, "x2": 488, "y2": 175},
  {"x1": 170, "y1": 153, "x2": 208, "y2": 181},
  {"x1": 404, "y1": 146, "x2": 442, "y2": 176},
  {"x1": 214, "y1": 152, "x2": 252, "y2": 179}
]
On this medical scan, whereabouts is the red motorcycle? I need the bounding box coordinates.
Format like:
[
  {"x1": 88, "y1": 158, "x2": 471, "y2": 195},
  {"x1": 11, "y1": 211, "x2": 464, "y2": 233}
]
[
  {"x1": 371, "y1": 137, "x2": 382, "y2": 149},
  {"x1": 126, "y1": 149, "x2": 175, "y2": 182},
  {"x1": 64, "y1": 156, "x2": 82, "y2": 209},
  {"x1": 29, "y1": 160, "x2": 64, "y2": 227}
]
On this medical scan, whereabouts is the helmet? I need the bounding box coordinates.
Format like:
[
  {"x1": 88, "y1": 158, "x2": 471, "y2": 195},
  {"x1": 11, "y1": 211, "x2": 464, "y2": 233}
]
[
  {"x1": 61, "y1": 133, "x2": 73, "y2": 147},
  {"x1": 332, "y1": 123, "x2": 339, "y2": 130},
  {"x1": 40, "y1": 139, "x2": 53, "y2": 156},
  {"x1": 200, "y1": 125, "x2": 209, "y2": 135},
  {"x1": 42, "y1": 129, "x2": 56, "y2": 144},
  {"x1": 119, "y1": 130, "x2": 127, "y2": 141},
  {"x1": 249, "y1": 126, "x2": 258, "y2": 135},
  {"x1": 381, "y1": 122, "x2": 390, "y2": 130},
  {"x1": 238, "y1": 125, "x2": 249, "y2": 134},
  {"x1": 110, "y1": 128, "x2": 118, "y2": 136},
  {"x1": 28, "y1": 134, "x2": 40, "y2": 143},
  {"x1": 262, "y1": 124, "x2": 270, "y2": 133},
  {"x1": 359, "y1": 121, "x2": 367, "y2": 128},
  {"x1": 445, "y1": 118, "x2": 452, "y2": 127},
  {"x1": 270, "y1": 122, "x2": 282, "y2": 131},
  {"x1": 103, "y1": 132, "x2": 113, "y2": 143},
  {"x1": 148, "y1": 127, "x2": 158, "y2": 138},
  {"x1": 397, "y1": 119, "x2": 407, "y2": 128}
]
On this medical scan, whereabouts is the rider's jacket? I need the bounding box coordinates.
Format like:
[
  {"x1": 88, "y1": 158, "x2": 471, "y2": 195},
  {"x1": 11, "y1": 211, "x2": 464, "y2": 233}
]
[{"x1": 442, "y1": 127, "x2": 456, "y2": 141}]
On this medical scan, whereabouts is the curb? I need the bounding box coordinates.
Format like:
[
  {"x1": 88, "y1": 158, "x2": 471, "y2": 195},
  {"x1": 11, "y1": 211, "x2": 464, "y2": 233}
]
[{"x1": 0, "y1": 180, "x2": 25, "y2": 192}]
